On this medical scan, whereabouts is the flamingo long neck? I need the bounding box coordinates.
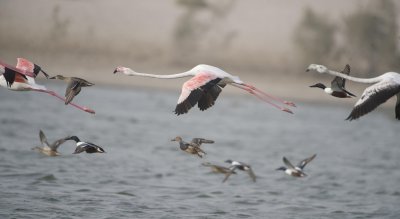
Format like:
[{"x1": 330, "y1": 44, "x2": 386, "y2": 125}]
[
  {"x1": 126, "y1": 68, "x2": 193, "y2": 79},
  {"x1": 327, "y1": 69, "x2": 382, "y2": 84}
]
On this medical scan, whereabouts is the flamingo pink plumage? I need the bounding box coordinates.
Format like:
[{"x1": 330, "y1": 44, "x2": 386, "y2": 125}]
[
  {"x1": 0, "y1": 58, "x2": 95, "y2": 114},
  {"x1": 113, "y1": 64, "x2": 295, "y2": 115}
]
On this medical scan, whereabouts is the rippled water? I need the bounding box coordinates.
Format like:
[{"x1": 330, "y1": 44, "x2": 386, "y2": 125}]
[{"x1": 0, "y1": 83, "x2": 399, "y2": 218}]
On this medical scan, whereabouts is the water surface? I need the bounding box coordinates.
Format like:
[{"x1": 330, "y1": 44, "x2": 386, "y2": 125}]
[{"x1": 0, "y1": 84, "x2": 399, "y2": 218}]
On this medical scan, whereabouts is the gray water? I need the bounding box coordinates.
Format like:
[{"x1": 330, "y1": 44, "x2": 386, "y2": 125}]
[{"x1": 0, "y1": 83, "x2": 399, "y2": 219}]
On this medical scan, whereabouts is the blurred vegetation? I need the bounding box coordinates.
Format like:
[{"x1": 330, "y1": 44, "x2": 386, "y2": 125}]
[
  {"x1": 173, "y1": 0, "x2": 236, "y2": 65},
  {"x1": 294, "y1": 0, "x2": 400, "y2": 76},
  {"x1": 293, "y1": 8, "x2": 336, "y2": 67},
  {"x1": 49, "y1": 5, "x2": 71, "y2": 44}
]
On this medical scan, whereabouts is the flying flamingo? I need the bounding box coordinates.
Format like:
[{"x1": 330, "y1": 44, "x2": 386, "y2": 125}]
[
  {"x1": 306, "y1": 64, "x2": 400, "y2": 120},
  {"x1": 0, "y1": 58, "x2": 95, "y2": 114},
  {"x1": 113, "y1": 64, "x2": 295, "y2": 115}
]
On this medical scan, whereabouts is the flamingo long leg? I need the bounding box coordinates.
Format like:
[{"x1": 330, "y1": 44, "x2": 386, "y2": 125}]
[
  {"x1": 32, "y1": 89, "x2": 95, "y2": 114},
  {"x1": 241, "y1": 83, "x2": 296, "y2": 107},
  {"x1": 230, "y1": 83, "x2": 293, "y2": 114}
]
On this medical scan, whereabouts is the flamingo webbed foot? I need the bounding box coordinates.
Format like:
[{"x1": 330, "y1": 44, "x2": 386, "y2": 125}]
[
  {"x1": 284, "y1": 101, "x2": 296, "y2": 107},
  {"x1": 83, "y1": 107, "x2": 96, "y2": 114},
  {"x1": 281, "y1": 108, "x2": 293, "y2": 114}
]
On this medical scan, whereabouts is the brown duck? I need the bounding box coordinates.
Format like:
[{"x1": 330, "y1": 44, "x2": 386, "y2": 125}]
[
  {"x1": 171, "y1": 136, "x2": 214, "y2": 158},
  {"x1": 32, "y1": 130, "x2": 70, "y2": 156},
  {"x1": 50, "y1": 75, "x2": 94, "y2": 104}
]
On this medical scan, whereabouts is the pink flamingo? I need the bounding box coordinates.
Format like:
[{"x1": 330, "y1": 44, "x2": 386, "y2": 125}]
[
  {"x1": 0, "y1": 58, "x2": 95, "y2": 114},
  {"x1": 114, "y1": 64, "x2": 295, "y2": 115}
]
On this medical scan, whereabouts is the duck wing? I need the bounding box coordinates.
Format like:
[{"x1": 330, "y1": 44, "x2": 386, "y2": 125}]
[
  {"x1": 72, "y1": 77, "x2": 94, "y2": 87},
  {"x1": 346, "y1": 80, "x2": 400, "y2": 121},
  {"x1": 65, "y1": 80, "x2": 82, "y2": 104},
  {"x1": 49, "y1": 136, "x2": 70, "y2": 150},
  {"x1": 190, "y1": 138, "x2": 214, "y2": 146},
  {"x1": 246, "y1": 167, "x2": 256, "y2": 182},
  {"x1": 222, "y1": 166, "x2": 237, "y2": 183},
  {"x1": 283, "y1": 157, "x2": 296, "y2": 170},
  {"x1": 331, "y1": 64, "x2": 350, "y2": 91},
  {"x1": 296, "y1": 154, "x2": 317, "y2": 170},
  {"x1": 39, "y1": 130, "x2": 50, "y2": 148}
]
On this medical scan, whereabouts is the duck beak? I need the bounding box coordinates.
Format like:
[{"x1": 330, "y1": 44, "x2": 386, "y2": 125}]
[
  {"x1": 305, "y1": 68, "x2": 310, "y2": 72},
  {"x1": 49, "y1": 76, "x2": 56, "y2": 79},
  {"x1": 113, "y1": 69, "x2": 118, "y2": 74},
  {"x1": 309, "y1": 84, "x2": 317, "y2": 88}
]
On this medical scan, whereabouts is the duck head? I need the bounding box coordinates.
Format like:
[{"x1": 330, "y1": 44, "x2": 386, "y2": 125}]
[
  {"x1": 309, "y1": 83, "x2": 326, "y2": 90},
  {"x1": 276, "y1": 166, "x2": 287, "y2": 171},
  {"x1": 171, "y1": 136, "x2": 182, "y2": 142},
  {"x1": 49, "y1": 75, "x2": 66, "y2": 80},
  {"x1": 65, "y1": 136, "x2": 81, "y2": 142},
  {"x1": 224, "y1": 159, "x2": 233, "y2": 164}
]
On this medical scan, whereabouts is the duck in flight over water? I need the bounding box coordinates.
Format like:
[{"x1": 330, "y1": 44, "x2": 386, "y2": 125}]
[
  {"x1": 32, "y1": 130, "x2": 70, "y2": 156},
  {"x1": 65, "y1": 136, "x2": 106, "y2": 154},
  {"x1": 310, "y1": 64, "x2": 356, "y2": 98},
  {"x1": 276, "y1": 154, "x2": 316, "y2": 177},
  {"x1": 171, "y1": 136, "x2": 214, "y2": 158},
  {"x1": 49, "y1": 75, "x2": 94, "y2": 105},
  {"x1": 307, "y1": 64, "x2": 400, "y2": 120},
  {"x1": 223, "y1": 160, "x2": 256, "y2": 183}
]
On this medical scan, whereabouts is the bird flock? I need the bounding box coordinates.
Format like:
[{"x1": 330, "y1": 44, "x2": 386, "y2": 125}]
[{"x1": 1, "y1": 57, "x2": 400, "y2": 183}]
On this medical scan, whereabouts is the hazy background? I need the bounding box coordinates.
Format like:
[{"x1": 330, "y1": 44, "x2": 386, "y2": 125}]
[
  {"x1": 1, "y1": 0, "x2": 400, "y2": 101},
  {"x1": 1, "y1": 1, "x2": 400, "y2": 218}
]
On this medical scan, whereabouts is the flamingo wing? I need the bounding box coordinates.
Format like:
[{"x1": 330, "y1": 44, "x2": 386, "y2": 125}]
[
  {"x1": 175, "y1": 72, "x2": 222, "y2": 115},
  {"x1": 346, "y1": 80, "x2": 400, "y2": 121},
  {"x1": 3, "y1": 68, "x2": 27, "y2": 87},
  {"x1": 16, "y1": 58, "x2": 49, "y2": 78},
  {"x1": 198, "y1": 83, "x2": 222, "y2": 111},
  {"x1": 396, "y1": 93, "x2": 400, "y2": 120}
]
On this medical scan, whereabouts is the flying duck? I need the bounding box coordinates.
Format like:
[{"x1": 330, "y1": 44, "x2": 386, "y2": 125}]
[
  {"x1": 276, "y1": 154, "x2": 316, "y2": 177},
  {"x1": 49, "y1": 75, "x2": 94, "y2": 105},
  {"x1": 310, "y1": 64, "x2": 356, "y2": 98},
  {"x1": 202, "y1": 162, "x2": 237, "y2": 174},
  {"x1": 223, "y1": 160, "x2": 256, "y2": 183},
  {"x1": 171, "y1": 136, "x2": 214, "y2": 158},
  {"x1": 307, "y1": 64, "x2": 400, "y2": 120},
  {"x1": 65, "y1": 136, "x2": 105, "y2": 154},
  {"x1": 32, "y1": 130, "x2": 69, "y2": 156}
]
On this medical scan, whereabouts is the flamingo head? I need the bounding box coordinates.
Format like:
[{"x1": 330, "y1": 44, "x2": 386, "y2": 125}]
[
  {"x1": 306, "y1": 64, "x2": 328, "y2": 74},
  {"x1": 113, "y1": 66, "x2": 132, "y2": 75}
]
